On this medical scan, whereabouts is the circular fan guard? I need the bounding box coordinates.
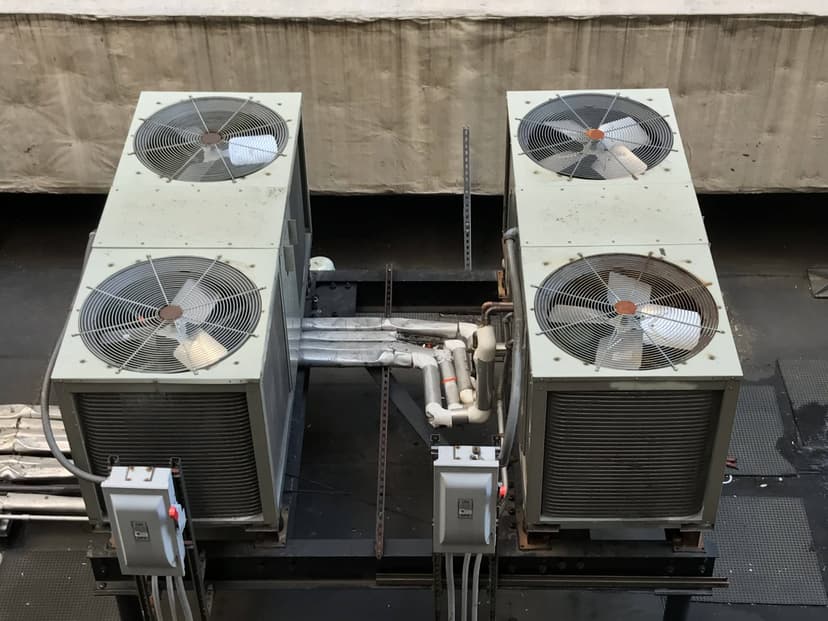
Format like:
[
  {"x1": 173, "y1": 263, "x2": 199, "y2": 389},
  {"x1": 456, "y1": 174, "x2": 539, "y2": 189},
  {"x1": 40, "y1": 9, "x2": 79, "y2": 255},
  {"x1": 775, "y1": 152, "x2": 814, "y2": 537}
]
[
  {"x1": 78, "y1": 256, "x2": 262, "y2": 373},
  {"x1": 134, "y1": 96, "x2": 289, "y2": 182},
  {"x1": 534, "y1": 254, "x2": 719, "y2": 371},
  {"x1": 517, "y1": 93, "x2": 674, "y2": 180}
]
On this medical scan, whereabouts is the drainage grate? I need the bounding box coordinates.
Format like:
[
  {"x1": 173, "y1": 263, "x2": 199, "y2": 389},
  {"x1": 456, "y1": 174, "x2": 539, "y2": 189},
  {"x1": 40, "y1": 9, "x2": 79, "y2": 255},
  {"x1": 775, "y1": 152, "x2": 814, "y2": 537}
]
[
  {"x1": 699, "y1": 496, "x2": 827, "y2": 605},
  {"x1": 728, "y1": 385, "x2": 796, "y2": 476}
]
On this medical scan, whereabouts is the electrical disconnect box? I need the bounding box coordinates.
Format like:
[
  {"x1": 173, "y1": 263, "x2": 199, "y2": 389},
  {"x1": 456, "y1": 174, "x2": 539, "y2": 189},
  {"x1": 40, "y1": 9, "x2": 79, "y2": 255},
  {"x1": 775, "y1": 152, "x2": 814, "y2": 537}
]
[
  {"x1": 101, "y1": 466, "x2": 186, "y2": 576},
  {"x1": 433, "y1": 446, "x2": 498, "y2": 554}
]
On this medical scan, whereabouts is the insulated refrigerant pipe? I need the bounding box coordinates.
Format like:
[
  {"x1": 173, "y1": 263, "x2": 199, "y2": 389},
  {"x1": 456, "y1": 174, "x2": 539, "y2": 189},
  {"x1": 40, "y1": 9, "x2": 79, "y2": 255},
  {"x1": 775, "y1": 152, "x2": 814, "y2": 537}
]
[
  {"x1": 439, "y1": 355, "x2": 463, "y2": 410},
  {"x1": 445, "y1": 339, "x2": 474, "y2": 405},
  {"x1": 500, "y1": 228, "x2": 525, "y2": 468},
  {"x1": 301, "y1": 317, "x2": 478, "y2": 345}
]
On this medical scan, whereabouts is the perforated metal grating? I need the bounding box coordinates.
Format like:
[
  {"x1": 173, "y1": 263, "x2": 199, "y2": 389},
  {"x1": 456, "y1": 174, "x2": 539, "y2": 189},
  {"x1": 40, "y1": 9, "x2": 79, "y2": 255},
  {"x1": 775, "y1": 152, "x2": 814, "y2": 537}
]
[
  {"x1": 533, "y1": 253, "x2": 720, "y2": 371},
  {"x1": 728, "y1": 385, "x2": 796, "y2": 476},
  {"x1": 0, "y1": 550, "x2": 117, "y2": 621},
  {"x1": 78, "y1": 256, "x2": 262, "y2": 373},
  {"x1": 517, "y1": 92, "x2": 674, "y2": 179},
  {"x1": 134, "y1": 96, "x2": 289, "y2": 181},
  {"x1": 700, "y1": 496, "x2": 827, "y2": 605}
]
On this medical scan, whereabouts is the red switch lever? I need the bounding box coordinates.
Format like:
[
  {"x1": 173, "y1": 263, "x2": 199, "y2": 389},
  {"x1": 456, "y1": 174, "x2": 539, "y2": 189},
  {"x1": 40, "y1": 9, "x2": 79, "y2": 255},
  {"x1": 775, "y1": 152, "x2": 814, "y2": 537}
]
[{"x1": 168, "y1": 505, "x2": 179, "y2": 522}]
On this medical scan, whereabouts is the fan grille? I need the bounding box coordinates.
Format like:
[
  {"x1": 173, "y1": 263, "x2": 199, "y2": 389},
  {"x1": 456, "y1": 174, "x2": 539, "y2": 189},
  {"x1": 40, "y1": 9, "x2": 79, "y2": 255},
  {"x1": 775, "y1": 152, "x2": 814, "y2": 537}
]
[
  {"x1": 78, "y1": 256, "x2": 262, "y2": 373},
  {"x1": 517, "y1": 93, "x2": 674, "y2": 179},
  {"x1": 134, "y1": 96, "x2": 289, "y2": 182},
  {"x1": 534, "y1": 253, "x2": 719, "y2": 371}
]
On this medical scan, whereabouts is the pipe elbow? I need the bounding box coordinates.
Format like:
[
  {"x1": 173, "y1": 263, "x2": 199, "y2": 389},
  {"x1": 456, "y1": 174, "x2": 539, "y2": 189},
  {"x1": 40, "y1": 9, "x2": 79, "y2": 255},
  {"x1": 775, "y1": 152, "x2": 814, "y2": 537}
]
[
  {"x1": 472, "y1": 326, "x2": 496, "y2": 364},
  {"x1": 444, "y1": 339, "x2": 466, "y2": 352},
  {"x1": 457, "y1": 322, "x2": 478, "y2": 344},
  {"x1": 459, "y1": 388, "x2": 475, "y2": 405},
  {"x1": 503, "y1": 227, "x2": 519, "y2": 242},
  {"x1": 425, "y1": 404, "x2": 491, "y2": 428}
]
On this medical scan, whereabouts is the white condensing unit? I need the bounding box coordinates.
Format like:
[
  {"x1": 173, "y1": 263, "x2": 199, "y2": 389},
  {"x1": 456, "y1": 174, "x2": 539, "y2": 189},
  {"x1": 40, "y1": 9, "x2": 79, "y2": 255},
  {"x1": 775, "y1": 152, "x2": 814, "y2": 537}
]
[
  {"x1": 52, "y1": 92, "x2": 311, "y2": 532},
  {"x1": 505, "y1": 89, "x2": 742, "y2": 530}
]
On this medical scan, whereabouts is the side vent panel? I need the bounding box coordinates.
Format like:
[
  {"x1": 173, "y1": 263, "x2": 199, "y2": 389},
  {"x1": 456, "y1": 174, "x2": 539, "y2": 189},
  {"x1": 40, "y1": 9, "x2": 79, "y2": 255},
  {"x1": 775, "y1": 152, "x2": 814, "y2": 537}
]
[
  {"x1": 541, "y1": 390, "x2": 721, "y2": 520},
  {"x1": 76, "y1": 392, "x2": 262, "y2": 520}
]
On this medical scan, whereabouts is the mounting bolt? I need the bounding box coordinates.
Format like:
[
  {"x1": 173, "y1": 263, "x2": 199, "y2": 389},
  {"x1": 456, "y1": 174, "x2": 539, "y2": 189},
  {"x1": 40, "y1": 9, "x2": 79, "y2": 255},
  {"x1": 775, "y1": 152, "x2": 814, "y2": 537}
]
[
  {"x1": 97, "y1": 582, "x2": 107, "y2": 590},
  {"x1": 698, "y1": 564, "x2": 707, "y2": 575}
]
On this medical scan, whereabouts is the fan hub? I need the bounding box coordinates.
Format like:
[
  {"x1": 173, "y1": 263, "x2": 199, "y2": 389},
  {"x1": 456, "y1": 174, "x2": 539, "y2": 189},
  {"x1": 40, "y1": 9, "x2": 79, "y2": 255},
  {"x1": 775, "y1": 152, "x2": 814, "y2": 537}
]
[
  {"x1": 614, "y1": 300, "x2": 637, "y2": 316},
  {"x1": 585, "y1": 128, "x2": 605, "y2": 141},
  {"x1": 201, "y1": 131, "x2": 223, "y2": 145},
  {"x1": 159, "y1": 304, "x2": 184, "y2": 321}
]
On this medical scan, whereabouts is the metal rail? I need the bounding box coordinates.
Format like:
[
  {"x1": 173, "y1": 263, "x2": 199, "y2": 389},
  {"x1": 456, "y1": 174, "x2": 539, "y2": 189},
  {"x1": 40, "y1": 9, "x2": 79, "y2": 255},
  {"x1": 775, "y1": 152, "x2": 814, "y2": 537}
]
[
  {"x1": 463, "y1": 127, "x2": 472, "y2": 271},
  {"x1": 375, "y1": 264, "x2": 393, "y2": 559}
]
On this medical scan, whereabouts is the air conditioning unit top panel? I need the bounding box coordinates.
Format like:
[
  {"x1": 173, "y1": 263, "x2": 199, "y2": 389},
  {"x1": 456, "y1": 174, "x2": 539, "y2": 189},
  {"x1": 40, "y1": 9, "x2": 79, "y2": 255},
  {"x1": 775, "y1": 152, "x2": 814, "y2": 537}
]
[
  {"x1": 94, "y1": 185, "x2": 291, "y2": 250},
  {"x1": 520, "y1": 244, "x2": 742, "y2": 380},
  {"x1": 514, "y1": 181, "x2": 708, "y2": 248},
  {"x1": 94, "y1": 91, "x2": 303, "y2": 249},
  {"x1": 507, "y1": 89, "x2": 691, "y2": 185},
  {"x1": 52, "y1": 247, "x2": 280, "y2": 383}
]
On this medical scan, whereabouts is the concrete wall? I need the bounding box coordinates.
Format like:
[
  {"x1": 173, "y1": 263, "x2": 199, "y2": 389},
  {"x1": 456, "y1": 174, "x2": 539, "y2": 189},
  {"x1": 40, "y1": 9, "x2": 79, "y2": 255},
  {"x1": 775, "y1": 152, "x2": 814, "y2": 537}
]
[{"x1": 0, "y1": 11, "x2": 825, "y2": 194}]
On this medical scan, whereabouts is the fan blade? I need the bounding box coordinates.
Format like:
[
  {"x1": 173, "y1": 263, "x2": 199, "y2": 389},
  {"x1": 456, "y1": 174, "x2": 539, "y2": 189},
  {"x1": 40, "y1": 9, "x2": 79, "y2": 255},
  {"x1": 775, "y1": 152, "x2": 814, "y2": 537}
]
[
  {"x1": 607, "y1": 272, "x2": 652, "y2": 305},
  {"x1": 592, "y1": 144, "x2": 647, "y2": 178},
  {"x1": 543, "y1": 119, "x2": 585, "y2": 140},
  {"x1": 549, "y1": 304, "x2": 614, "y2": 325},
  {"x1": 638, "y1": 304, "x2": 701, "y2": 350},
  {"x1": 173, "y1": 329, "x2": 228, "y2": 370},
  {"x1": 595, "y1": 330, "x2": 643, "y2": 370},
  {"x1": 537, "y1": 150, "x2": 583, "y2": 170},
  {"x1": 171, "y1": 278, "x2": 215, "y2": 324},
  {"x1": 599, "y1": 117, "x2": 650, "y2": 150},
  {"x1": 228, "y1": 135, "x2": 278, "y2": 166}
]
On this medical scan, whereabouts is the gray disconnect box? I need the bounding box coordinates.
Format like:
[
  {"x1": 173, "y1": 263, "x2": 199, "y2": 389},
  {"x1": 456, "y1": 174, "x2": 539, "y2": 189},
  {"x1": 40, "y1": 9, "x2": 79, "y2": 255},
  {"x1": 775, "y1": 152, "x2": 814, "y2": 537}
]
[
  {"x1": 101, "y1": 466, "x2": 186, "y2": 576},
  {"x1": 433, "y1": 445, "x2": 498, "y2": 553}
]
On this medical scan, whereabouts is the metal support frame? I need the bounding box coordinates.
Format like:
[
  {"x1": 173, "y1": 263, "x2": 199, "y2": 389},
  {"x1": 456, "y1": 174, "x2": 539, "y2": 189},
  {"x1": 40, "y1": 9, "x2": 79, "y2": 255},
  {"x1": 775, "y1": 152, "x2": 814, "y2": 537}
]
[
  {"x1": 463, "y1": 126, "x2": 473, "y2": 271},
  {"x1": 367, "y1": 369, "x2": 438, "y2": 445},
  {"x1": 171, "y1": 458, "x2": 211, "y2": 620},
  {"x1": 375, "y1": 264, "x2": 393, "y2": 559}
]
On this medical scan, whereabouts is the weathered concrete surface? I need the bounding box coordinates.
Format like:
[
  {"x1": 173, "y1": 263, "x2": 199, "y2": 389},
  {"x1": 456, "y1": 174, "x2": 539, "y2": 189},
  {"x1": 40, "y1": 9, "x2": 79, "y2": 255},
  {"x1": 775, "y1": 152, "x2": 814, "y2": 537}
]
[{"x1": 0, "y1": 13, "x2": 825, "y2": 194}]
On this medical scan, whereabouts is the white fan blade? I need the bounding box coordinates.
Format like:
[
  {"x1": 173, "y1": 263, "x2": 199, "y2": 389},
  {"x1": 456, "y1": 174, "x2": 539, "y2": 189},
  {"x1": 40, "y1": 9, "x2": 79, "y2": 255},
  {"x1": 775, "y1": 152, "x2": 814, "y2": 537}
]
[
  {"x1": 599, "y1": 116, "x2": 650, "y2": 150},
  {"x1": 537, "y1": 150, "x2": 582, "y2": 169},
  {"x1": 592, "y1": 144, "x2": 647, "y2": 178},
  {"x1": 549, "y1": 304, "x2": 613, "y2": 325},
  {"x1": 595, "y1": 331, "x2": 643, "y2": 370},
  {"x1": 638, "y1": 304, "x2": 701, "y2": 350},
  {"x1": 228, "y1": 135, "x2": 278, "y2": 165},
  {"x1": 607, "y1": 272, "x2": 652, "y2": 305},
  {"x1": 173, "y1": 329, "x2": 228, "y2": 370},
  {"x1": 171, "y1": 278, "x2": 215, "y2": 324},
  {"x1": 543, "y1": 119, "x2": 585, "y2": 140}
]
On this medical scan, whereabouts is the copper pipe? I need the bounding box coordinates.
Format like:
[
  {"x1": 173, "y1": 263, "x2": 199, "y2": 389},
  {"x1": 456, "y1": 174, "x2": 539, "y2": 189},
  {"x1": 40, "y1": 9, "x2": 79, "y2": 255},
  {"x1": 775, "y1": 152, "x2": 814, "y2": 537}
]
[{"x1": 480, "y1": 301, "x2": 514, "y2": 324}]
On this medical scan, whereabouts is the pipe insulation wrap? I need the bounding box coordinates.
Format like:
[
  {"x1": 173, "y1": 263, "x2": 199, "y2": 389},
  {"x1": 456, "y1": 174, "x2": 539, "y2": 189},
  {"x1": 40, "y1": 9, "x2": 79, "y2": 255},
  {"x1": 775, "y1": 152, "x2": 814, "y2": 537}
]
[
  {"x1": 439, "y1": 357, "x2": 462, "y2": 409},
  {"x1": 301, "y1": 317, "x2": 477, "y2": 343},
  {"x1": 446, "y1": 339, "x2": 474, "y2": 404},
  {"x1": 299, "y1": 346, "x2": 415, "y2": 368},
  {"x1": 472, "y1": 325, "x2": 496, "y2": 413},
  {"x1": 300, "y1": 330, "x2": 399, "y2": 342}
]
